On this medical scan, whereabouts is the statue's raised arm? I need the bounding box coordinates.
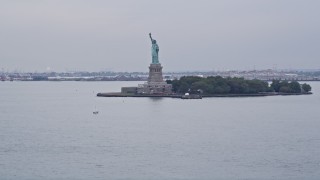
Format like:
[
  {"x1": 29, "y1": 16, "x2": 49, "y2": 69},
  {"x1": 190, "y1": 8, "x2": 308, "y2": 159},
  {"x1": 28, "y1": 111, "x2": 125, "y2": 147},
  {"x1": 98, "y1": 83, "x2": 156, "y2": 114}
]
[{"x1": 149, "y1": 33, "x2": 153, "y2": 43}]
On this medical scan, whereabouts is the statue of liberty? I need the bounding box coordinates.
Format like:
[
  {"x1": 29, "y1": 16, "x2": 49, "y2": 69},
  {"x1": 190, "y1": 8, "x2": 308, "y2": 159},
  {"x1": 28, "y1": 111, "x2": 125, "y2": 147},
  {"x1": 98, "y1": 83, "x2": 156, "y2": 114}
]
[{"x1": 149, "y1": 33, "x2": 159, "y2": 64}]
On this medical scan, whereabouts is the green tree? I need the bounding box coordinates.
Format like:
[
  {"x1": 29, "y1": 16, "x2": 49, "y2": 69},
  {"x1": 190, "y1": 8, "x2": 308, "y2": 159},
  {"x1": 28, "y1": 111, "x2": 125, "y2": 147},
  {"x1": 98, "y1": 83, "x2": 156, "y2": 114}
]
[
  {"x1": 279, "y1": 86, "x2": 291, "y2": 93},
  {"x1": 213, "y1": 84, "x2": 231, "y2": 94},
  {"x1": 271, "y1": 80, "x2": 281, "y2": 92},
  {"x1": 178, "y1": 81, "x2": 190, "y2": 93},
  {"x1": 247, "y1": 80, "x2": 268, "y2": 93},
  {"x1": 302, "y1": 83, "x2": 312, "y2": 92},
  {"x1": 289, "y1": 81, "x2": 301, "y2": 93},
  {"x1": 191, "y1": 81, "x2": 211, "y2": 94}
]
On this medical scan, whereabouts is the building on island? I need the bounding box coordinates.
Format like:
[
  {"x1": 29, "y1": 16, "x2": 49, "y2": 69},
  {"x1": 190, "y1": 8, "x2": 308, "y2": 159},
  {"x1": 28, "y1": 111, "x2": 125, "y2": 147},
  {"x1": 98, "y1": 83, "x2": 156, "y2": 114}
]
[{"x1": 121, "y1": 33, "x2": 172, "y2": 95}]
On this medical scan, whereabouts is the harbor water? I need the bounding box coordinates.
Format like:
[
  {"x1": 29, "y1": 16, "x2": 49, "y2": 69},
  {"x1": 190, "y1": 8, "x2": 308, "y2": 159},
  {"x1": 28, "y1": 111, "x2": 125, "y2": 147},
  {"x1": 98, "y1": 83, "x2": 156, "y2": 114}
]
[{"x1": 1, "y1": 81, "x2": 320, "y2": 179}]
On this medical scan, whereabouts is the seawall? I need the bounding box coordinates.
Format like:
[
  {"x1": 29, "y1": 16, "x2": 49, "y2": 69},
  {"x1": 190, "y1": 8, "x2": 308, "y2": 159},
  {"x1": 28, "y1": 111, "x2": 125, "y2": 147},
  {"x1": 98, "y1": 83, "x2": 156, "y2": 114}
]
[{"x1": 97, "y1": 92, "x2": 312, "y2": 98}]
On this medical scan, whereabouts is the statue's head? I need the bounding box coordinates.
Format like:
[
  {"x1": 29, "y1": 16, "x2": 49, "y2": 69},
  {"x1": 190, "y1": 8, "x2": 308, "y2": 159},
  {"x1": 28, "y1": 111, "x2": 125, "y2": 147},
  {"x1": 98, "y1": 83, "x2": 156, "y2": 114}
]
[{"x1": 152, "y1": 40, "x2": 157, "y2": 44}]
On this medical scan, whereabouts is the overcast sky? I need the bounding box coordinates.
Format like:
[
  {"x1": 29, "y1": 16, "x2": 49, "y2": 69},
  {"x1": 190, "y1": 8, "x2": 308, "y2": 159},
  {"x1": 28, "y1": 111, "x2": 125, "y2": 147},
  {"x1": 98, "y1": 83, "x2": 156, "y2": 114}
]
[{"x1": 1, "y1": 0, "x2": 319, "y2": 72}]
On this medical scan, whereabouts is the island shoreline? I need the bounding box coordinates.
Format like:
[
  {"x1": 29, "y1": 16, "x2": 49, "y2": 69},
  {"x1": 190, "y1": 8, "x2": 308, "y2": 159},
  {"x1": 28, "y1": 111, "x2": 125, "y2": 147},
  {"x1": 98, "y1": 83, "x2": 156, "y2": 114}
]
[{"x1": 97, "y1": 92, "x2": 312, "y2": 98}]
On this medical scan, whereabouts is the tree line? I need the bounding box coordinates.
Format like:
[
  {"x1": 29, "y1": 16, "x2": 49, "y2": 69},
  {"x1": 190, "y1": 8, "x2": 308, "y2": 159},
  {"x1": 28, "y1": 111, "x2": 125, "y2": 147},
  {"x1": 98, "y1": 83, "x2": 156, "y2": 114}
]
[
  {"x1": 270, "y1": 80, "x2": 311, "y2": 93},
  {"x1": 166, "y1": 76, "x2": 312, "y2": 94}
]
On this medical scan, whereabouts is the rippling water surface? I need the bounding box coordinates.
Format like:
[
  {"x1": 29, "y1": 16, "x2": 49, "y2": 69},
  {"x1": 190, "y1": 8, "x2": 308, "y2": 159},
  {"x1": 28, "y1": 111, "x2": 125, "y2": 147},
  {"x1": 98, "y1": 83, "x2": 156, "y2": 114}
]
[{"x1": 1, "y1": 81, "x2": 320, "y2": 179}]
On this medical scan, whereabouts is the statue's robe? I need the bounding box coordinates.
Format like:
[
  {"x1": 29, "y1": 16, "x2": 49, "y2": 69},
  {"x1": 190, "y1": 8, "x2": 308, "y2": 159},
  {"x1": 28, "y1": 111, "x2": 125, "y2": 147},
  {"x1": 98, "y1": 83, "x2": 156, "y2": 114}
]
[{"x1": 152, "y1": 43, "x2": 159, "y2": 64}]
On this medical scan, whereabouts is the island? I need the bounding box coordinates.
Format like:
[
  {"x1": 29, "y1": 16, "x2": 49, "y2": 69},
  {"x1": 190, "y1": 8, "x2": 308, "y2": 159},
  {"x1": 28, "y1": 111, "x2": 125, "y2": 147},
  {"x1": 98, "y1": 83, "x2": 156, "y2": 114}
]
[
  {"x1": 97, "y1": 76, "x2": 312, "y2": 99},
  {"x1": 97, "y1": 34, "x2": 312, "y2": 99}
]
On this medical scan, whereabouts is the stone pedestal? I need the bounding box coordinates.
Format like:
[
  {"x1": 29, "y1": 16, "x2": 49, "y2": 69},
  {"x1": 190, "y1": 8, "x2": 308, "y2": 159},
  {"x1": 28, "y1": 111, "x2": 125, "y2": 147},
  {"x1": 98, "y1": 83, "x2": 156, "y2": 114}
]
[
  {"x1": 148, "y1": 63, "x2": 164, "y2": 83},
  {"x1": 137, "y1": 63, "x2": 172, "y2": 94}
]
